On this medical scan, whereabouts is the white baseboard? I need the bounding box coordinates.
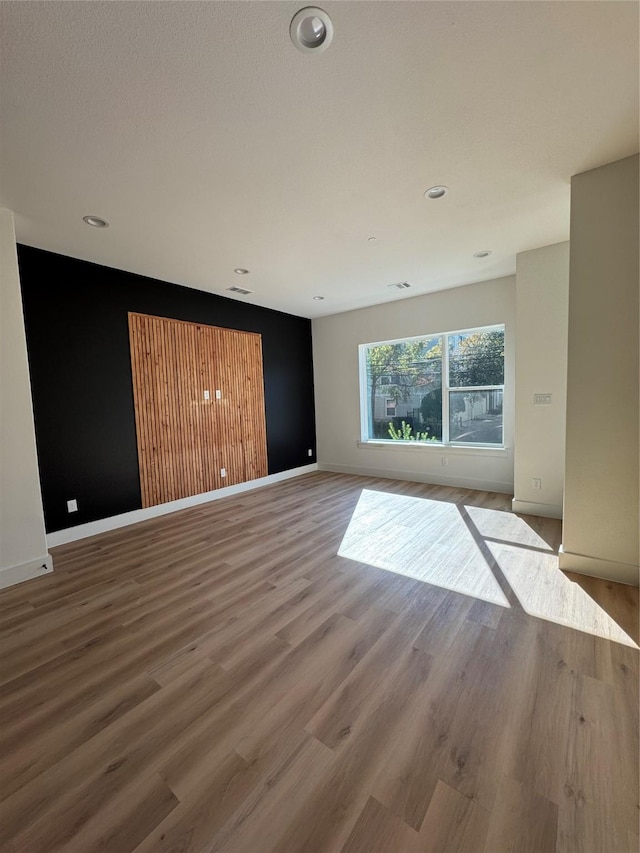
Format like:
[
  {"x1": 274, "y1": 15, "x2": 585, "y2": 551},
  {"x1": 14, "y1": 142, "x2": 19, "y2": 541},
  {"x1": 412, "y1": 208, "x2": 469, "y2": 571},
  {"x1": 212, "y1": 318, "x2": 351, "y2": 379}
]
[
  {"x1": 511, "y1": 498, "x2": 563, "y2": 519},
  {"x1": 559, "y1": 545, "x2": 639, "y2": 587},
  {"x1": 0, "y1": 554, "x2": 54, "y2": 590},
  {"x1": 47, "y1": 464, "x2": 318, "y2": 548},
  {"x1": 317, "y1": 462, "x2": 513, "y2": 495}
]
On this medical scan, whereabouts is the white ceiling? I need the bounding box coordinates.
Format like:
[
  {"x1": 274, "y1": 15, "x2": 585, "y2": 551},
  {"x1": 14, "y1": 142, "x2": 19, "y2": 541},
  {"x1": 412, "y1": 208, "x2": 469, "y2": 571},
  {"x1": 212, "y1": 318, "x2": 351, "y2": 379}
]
[{"x1": 1, "y1": 1, "x2": 638, "y2": 319}]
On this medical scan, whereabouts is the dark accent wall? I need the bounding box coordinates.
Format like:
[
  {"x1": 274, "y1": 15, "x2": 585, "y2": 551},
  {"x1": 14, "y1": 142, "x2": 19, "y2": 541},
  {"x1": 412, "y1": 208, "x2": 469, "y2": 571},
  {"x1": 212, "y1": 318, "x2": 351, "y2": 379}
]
[{"x1": 18, "y1": 246, "x2": 316, "y2": 533}]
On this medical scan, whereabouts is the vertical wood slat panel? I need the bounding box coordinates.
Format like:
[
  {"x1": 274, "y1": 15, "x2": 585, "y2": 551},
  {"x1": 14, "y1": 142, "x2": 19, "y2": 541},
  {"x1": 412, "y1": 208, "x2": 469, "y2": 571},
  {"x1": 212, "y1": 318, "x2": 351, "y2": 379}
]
[
  {"x1": 176, "y1": 320, "x2": 205, "y2": 498},
  {"x1": 139, "y1": 315, "x2": 154, "y2": 508},
  {"x1": 154, "y1": 316, "x2": 172, "y2": 503},
  {"x1": 199, "y1": 324, "x2": 221, "y2": 491},
  {"x1": 128, "y1": 313, "x2": 268, "y2": 508},
  {"x1": 215, "y1": 327, "x2": 244, "y2": 487},
  {"x1": 238, "y1": 332, "x2": 268, "y2": 483},
  {"x1": 176, "y1": 316, "x2": 203, "y2": 499},
  {"x1": 160, "y1": 317, "x2": 177, "y2": 502},
  {"x1": 128, "y1": 315, "x2": 147, "y2": 506}
]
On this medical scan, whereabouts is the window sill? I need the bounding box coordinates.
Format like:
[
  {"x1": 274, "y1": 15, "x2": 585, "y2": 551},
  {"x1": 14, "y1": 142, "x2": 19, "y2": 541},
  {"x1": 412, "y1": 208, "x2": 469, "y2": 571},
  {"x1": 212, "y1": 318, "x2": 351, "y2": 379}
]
[{"x1": 357, "y1": 440, "x2": 510, "y2": 458}]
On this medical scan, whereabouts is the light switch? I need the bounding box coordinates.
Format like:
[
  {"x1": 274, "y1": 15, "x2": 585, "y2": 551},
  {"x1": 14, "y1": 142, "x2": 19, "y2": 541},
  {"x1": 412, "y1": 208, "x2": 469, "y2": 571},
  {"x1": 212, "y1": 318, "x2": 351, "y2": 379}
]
[
  {"x1": 534, "y1": 393, "x2": 552, "y2": 406},
  {"x1": 220, "y1": 467, "x2": 226, "y2": 478},
  {"x1": 67, "y1": 499, "x2": 78, "y2": 512}
]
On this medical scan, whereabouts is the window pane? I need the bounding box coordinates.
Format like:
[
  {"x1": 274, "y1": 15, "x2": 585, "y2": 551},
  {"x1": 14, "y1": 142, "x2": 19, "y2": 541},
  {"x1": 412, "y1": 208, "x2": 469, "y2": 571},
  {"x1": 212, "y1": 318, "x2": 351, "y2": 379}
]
[
  {"x1": 365, "y1": 338, "x2": 442, "y2": 441},
  {"x1": 448, "y1": 329, "x2": 504, "y2": 387},
  {"x1": 449, "y1": 389, "x2": 503, "y2": 444}
]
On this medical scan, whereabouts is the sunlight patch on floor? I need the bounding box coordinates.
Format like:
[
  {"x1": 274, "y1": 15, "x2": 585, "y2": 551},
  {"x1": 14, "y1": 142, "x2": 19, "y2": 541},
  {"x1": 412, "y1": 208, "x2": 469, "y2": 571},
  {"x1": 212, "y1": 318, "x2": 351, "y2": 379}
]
[
  {"x1": 338, "y1": 489, "x2": 638, "y2": 648},
  {"x1": 464, "y1": 504, "x2": 554, "y2": 551},
  {"x1": 338, "y1": 490, "x2": 510, "y2": 607},
  {"x1": 488, "y1": 541, "x2": 639, "y2": 648}
]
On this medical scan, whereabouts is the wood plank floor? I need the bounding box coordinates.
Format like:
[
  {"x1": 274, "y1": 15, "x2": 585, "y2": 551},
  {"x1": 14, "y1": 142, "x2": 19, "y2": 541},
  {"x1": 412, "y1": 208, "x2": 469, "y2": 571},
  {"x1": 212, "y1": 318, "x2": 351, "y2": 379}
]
[{"x1": 0, "y1": 472, "x2": 637, "y2": 853}]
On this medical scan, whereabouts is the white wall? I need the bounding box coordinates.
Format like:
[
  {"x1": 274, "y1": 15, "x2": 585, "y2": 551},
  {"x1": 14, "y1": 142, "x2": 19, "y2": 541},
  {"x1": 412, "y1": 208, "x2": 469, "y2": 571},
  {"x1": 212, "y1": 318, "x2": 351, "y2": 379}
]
[
  {"x1": 512, "y1": 242, "x2": 569, "y2": 518},
  {"x1": 312, "y1": 276, "x2": 515, "y2": 493},
  {"x1": 0, "y1": 209, "x2": 52, "y2": 588},
  {"x1": 560, "y1": 155, "x2": 639, "y2": 585}
]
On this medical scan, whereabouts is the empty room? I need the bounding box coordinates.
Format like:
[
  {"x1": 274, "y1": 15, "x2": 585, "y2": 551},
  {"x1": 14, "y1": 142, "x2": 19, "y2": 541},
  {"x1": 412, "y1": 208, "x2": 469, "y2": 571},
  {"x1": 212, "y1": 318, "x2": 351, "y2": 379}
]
[{"x1": 0, "y1": 2, "x2": 638, "y2": 852}]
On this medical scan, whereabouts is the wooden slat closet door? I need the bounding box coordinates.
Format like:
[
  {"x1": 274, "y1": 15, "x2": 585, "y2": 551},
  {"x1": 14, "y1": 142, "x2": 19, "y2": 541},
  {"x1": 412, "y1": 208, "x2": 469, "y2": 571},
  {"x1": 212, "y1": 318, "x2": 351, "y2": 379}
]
[
  {"x1": 174, "y1": 319, "x2": 211, "y2": 498},
  {"x1": 209, "y1": 327, "x2": 268, "y2": 487},
  {"x1": 236, "y1": 330, "x2": 269, "y2": 483},
  {"x1": 128, "y1": 313, "x2": 268, "y2": 509}
]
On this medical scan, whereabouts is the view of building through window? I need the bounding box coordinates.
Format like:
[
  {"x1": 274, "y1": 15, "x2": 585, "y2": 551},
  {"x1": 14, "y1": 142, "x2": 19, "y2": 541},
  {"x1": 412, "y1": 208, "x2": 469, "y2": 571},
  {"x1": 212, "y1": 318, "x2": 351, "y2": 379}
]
[{"x1": 361, "y1": 326, "x2": 505, "y2": 445}]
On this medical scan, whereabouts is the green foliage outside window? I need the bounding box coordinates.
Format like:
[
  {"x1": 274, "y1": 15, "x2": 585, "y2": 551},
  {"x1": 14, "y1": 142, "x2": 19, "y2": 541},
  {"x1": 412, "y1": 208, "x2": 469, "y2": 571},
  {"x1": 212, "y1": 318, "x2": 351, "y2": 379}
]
[
  {"x1": 387, "y1": 420, "x2": 437, "y2": 442},
  {"x1": 449, "y1": 330, "x2": 504, "y2": 387}
]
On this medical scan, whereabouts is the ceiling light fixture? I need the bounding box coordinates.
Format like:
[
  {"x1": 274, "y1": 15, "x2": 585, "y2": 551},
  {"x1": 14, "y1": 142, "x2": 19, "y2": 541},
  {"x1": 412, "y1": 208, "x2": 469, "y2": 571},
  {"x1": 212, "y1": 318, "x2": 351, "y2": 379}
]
[
  {"x1": 424, "y1": 186, "x2": 448, "y2": 200},
  {"x1": 234, "y1": 268, "x2": 250, "y2": 275},
  {"x1": 473, "y1": 250, "x2": 492, "y2": 258},
  {"x1": 313, "y1": 296, "x2": 325, "y2": 301},
  {"x1": 83, "y1": 215, "x2": 109, "y2": 228},
  {"x1": 290, "y1": 7, "x2": 333, "y2": 54}
]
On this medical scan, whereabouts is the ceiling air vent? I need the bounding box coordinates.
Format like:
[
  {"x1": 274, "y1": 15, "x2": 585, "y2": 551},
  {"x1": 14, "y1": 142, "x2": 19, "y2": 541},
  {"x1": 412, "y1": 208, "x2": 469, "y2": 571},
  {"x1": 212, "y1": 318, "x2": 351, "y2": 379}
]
[
  {"x1": 226, "y1": 285, "x2": 254, "y2": 296},
  {"x1": 388, "y1": 281, "x2": 412, "y2": 290}
]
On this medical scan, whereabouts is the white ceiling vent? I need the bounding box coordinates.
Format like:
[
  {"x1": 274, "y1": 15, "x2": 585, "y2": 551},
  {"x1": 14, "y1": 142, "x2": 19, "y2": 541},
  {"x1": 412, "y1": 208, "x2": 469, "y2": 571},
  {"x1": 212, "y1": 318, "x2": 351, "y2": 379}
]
[
  {"x1": 226, "y1": 285, "x2": 254, "y2": 295},
  {"x1": 387, "y1": 281, "x2": 412, "y2": 290}
]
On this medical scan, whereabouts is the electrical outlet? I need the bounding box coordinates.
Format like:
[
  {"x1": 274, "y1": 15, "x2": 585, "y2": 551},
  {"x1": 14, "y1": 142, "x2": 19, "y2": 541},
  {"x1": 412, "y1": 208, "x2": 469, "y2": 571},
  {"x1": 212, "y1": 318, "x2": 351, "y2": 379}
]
[
  {"x1": 308, "y1": 448, "x2": 313, "y2": 457},
  {"x1": 441, "y1": 457, "x2": 449, "y2": 467},
  {"x1": 215, "y1": 389, "x2": 222, "y2": 400},
  {"x1": 531, "y1": 478, "x2": 542, "y2": 490},
  {"x1": 203, "y1": 390, "x2": 210, "y2": 400},
  {"x1": 220, "y1": 468, "x2": 226, "y2": 478},
  {"x1": 67, "y1": 499, "x2": 78, "y2": 513}
]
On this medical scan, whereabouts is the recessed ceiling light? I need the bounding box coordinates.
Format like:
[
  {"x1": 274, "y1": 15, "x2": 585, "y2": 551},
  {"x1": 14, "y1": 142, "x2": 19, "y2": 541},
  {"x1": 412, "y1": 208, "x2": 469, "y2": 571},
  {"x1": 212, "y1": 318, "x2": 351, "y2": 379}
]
[
  {"x1": 473, "y1": 250, "x2": 492, "y2": 258},
  {"x1": 83, "y1": 215, "x2": 109, "y2": 228},
  {"x1": 424, "y1": 186, "x2": 448, "y2": 200},
  {"x1": 234, "y1": 268, "x2": 250, "y2": 275},
  {"x1": 290, "y1": 7, "x2": 333, "y2": 54},
  {"x1": 313, "y1": 296, "x2": 325, "y2": 301}
]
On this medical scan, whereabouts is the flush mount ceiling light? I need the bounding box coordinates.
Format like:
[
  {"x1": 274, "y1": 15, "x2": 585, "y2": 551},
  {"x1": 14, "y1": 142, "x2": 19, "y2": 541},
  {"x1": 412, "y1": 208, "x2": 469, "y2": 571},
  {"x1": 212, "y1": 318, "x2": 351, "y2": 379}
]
[
  {"x1": 234, "y1": 268, "x2": 250, "y2": 275},
  {"x1": 290, "y1": 7, "x2": 333, "y2": 54},
  {"x1": 312, "y1": 295, "x2": 325, "y2": 300},
  {"x1": 424, "y1": 186, "x2": 448, "y2": 200},
  {"x1": 473, "y1": 250, "x2": 492, "y2": 258},
  {"x1": 83, "y1": 215, "x2": 109, "y2": 228}
]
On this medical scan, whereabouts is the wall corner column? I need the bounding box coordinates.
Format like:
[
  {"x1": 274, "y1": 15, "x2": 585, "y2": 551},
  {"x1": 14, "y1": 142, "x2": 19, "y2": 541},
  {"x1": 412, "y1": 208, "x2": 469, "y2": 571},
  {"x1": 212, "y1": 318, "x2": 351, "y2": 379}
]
[
  {"x1": 560, "y1": 155, "x2": 639, "y2": 586},
  {"x1": 512, "y1": 242, "x2": 569, "y2": 520},
  {"x1": 0, "y1": 209, "x2": 53, "y2": 588}
]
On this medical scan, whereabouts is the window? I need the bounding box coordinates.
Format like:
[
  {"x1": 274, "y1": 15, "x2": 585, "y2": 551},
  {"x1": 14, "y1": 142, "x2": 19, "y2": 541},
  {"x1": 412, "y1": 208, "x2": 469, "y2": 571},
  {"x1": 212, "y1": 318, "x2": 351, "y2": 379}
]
[{"x1": 360, "y1": 325, "x2": 505, "y2": 446}]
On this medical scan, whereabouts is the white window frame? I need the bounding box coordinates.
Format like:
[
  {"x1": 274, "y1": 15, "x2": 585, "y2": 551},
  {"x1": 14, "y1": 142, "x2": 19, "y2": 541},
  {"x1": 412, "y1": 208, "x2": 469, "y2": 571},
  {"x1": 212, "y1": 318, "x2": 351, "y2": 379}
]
[{"x1": 358, "y1": 324, "x2": 505, "y2": 449}]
